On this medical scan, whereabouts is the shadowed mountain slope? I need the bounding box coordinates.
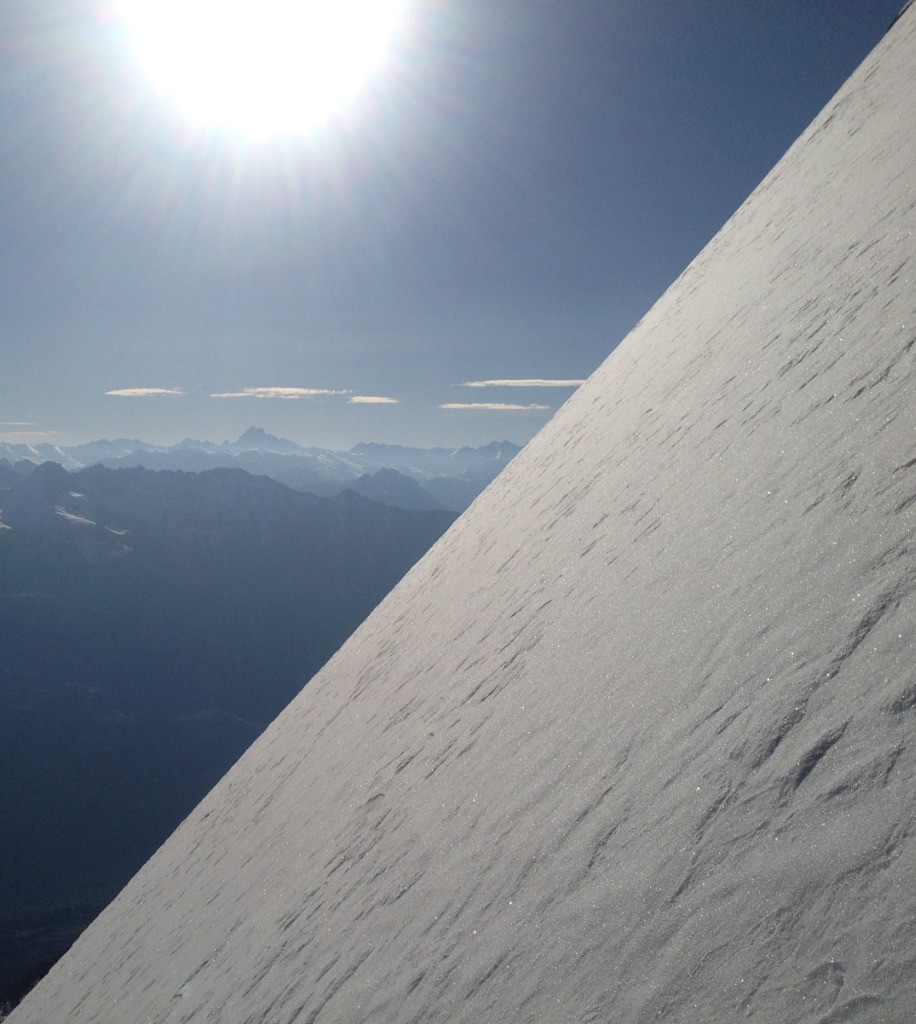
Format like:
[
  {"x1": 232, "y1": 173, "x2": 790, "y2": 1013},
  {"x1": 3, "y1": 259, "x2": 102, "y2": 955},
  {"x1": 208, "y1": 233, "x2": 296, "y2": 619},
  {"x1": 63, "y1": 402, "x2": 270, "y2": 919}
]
[
  {"x1": 0, "y1": 466, "x2": 456, "y2": 1009},
  {"x1": 11, "y1": 9, "x2": 916, "y2": 1023}
]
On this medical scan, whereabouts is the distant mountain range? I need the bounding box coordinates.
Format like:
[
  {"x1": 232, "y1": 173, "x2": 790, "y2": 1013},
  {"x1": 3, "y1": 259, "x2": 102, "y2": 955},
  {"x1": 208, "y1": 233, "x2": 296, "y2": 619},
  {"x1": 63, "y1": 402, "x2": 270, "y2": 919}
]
[
  {"x1": 0, "y1": 429, "x2": 522, "y2": 512},
  {"x1": 0, "y1": 461, "x2": 457, "y2": 1007}
]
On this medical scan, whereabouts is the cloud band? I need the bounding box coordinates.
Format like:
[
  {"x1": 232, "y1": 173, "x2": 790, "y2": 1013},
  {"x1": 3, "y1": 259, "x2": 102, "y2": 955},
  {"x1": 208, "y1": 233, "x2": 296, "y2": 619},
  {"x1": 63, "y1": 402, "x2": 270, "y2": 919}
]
[
  {"x1": 105, "y1": 388, "x2": 184, "y2": 397},
  {"x1": 210, "y1": 387, "x2": 350, "y2": 399},
  {"x1": 441, "y1": 402, "x2": 550, "y2": 412},
  {"x1": 461, "y1": 379, "x2": 584, "y2": 388}
]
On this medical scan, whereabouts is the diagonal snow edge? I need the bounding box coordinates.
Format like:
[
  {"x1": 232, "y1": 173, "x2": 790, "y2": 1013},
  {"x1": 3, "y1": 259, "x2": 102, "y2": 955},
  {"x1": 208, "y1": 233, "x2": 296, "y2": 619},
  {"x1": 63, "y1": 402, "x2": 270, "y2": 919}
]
[{"x1": 11, "y1": 8, "x2": 916, "y2": 1024}]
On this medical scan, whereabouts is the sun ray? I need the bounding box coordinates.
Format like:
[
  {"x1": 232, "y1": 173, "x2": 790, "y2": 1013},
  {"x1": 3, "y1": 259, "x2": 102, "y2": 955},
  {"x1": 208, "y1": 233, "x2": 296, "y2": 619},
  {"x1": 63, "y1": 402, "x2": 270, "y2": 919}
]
[{"x1": 116, "y1": 0, "x2": 408, "y2": 138}]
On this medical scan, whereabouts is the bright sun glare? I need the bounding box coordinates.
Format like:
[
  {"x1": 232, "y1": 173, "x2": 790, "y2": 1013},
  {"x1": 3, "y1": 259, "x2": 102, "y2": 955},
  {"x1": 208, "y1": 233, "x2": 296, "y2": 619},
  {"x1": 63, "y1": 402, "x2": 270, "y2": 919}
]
[{"x1": 118, "y1": 0, "x2": 408, "y2": 137}]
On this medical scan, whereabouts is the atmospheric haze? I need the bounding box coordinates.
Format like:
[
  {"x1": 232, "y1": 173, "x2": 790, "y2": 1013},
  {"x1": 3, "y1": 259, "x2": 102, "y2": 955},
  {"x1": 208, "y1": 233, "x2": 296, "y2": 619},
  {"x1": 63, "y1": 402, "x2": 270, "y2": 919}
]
[{"x1": 9, "y1": 7, "x2": 916, "y2": 1024}]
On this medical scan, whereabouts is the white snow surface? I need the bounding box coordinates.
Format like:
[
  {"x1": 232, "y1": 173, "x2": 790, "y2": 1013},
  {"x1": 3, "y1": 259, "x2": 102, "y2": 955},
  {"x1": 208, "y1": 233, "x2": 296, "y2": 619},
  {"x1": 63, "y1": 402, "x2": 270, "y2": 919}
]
[{"x1": 12, "y1": 12, "x2": 916, "y2": 1024}]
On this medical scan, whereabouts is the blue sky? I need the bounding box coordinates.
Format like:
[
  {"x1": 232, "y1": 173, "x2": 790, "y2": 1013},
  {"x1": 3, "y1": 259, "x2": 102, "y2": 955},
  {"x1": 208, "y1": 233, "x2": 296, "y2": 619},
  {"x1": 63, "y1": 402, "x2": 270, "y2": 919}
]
[{"x1": 0, "y1": 0, "x2": 903, "y2": 450}]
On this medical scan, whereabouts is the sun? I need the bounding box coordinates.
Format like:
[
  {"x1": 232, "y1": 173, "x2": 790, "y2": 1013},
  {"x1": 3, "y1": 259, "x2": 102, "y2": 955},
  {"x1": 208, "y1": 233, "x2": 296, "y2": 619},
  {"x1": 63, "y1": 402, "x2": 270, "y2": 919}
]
[{"x1": 116, "y1": 0, "x2": 409, "y2": 138}]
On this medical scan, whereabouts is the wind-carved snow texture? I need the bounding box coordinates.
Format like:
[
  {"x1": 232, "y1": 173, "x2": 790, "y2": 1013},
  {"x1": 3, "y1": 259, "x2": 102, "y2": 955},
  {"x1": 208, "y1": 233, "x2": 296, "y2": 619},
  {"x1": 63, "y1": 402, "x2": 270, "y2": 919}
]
[{"x1": 11, "y1": 11, "x2": 916, "y2": 1024}]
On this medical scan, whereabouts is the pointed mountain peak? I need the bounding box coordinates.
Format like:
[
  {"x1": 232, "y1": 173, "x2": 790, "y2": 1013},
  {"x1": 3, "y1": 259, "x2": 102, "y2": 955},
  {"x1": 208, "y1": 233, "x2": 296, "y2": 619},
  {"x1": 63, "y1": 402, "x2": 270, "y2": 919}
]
[
  {"x1": 231, "y1": 427, "x2": 305, "y2": 454},
  {"x1": 237, "y1": 426, "x2": 274, "y2": 444}
]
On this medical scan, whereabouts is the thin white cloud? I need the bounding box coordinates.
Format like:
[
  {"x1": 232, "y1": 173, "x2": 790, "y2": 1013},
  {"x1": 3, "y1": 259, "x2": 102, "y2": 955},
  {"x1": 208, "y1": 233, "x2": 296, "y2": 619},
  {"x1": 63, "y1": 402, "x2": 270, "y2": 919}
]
[
  {"x1": 0, "y1": 421, "x2": 36, "y2": 427},
  {"x1": 105, "y1": 388, "x2": 184, "y2": 397},
  {"x1": 210, "y1": 387, "x2": 350, "y2": 399},
  {"x1": 0, "y1": 429, "x2": 60, "y2": 442},
  {"x1": 441, "y1": 402, "x2": 551, "y2": 412},
  {"x1": 348, "y1": 395, "x2": 399, "y2": 405},
  {"x1": 461, "y1": 379, "x2": 585, "y2": 388}
]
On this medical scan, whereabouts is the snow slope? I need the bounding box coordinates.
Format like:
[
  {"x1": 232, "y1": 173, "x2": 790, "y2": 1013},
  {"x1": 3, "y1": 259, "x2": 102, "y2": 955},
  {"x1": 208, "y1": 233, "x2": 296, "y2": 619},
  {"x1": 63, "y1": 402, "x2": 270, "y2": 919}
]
[{"x1": 11, "y1": 9, "x2": 916, "y2": 1023}]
